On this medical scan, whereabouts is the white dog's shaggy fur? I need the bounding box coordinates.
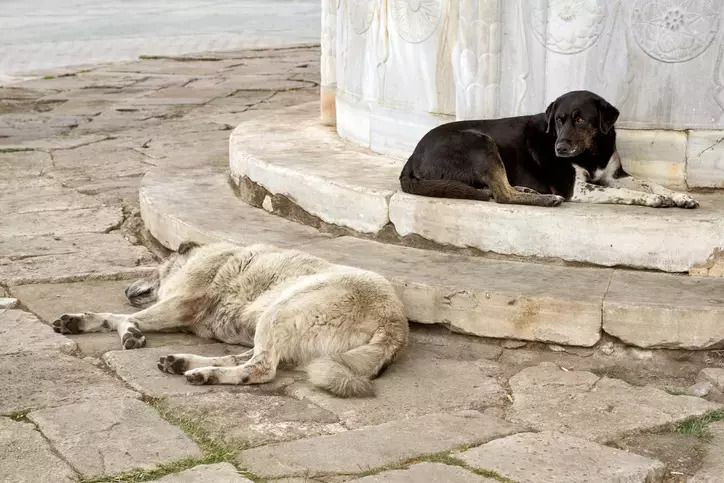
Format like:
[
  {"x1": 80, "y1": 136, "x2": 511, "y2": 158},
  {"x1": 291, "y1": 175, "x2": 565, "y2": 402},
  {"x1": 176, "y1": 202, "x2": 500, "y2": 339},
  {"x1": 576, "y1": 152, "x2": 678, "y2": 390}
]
[{"x1": 53, "y1": 242, "x2": 409, "y2": 397}]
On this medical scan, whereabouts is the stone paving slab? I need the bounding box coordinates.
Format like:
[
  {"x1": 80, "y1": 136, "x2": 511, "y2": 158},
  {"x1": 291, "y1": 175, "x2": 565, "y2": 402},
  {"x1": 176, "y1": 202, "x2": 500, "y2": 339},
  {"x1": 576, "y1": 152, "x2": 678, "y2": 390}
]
[
  {"x1": 237, "y1": 411, "x2": 522, "y2": 479},
  {"x1": 140, "y1": 166, "x2": 328, "y2": 251},
  {"x1": 457, "y1": 431, "x2": 665, "y2": 483},
  {"x1": 0, "y1": 206, "x2": 123, "y2": 237},
  {"x1": 350, "y1": 462, "x2": 495, "y2": 482},
  {"x1": 285, "y1": 348, "x2": 506, "y2": 429},
  {"x1": 103, "y1": 344, "x2": 302, "y2": 398},
  {"x1": 0, "y1": 232, "x2": 155, "y2": 285},
  {"x1": 162, "y1": 392, "x2": 344, "y2": 448},
  {"x1": 0, "y1": 417, "x2": 76, "y2": 482},
  {"x1": 691, "y1": 421, "x2": 724, "y2": 482},
  {"x1": 0, "y1": 309, "x2": 76, "y2": 355},
  {"x1": 9, "y1": 279, "x2": 215, "y2": 356},
  {"x1": 0, "y1": 351, "x2": 137, "y2": 415},
  {"x1": 506, "y1": 362, "x2": 721, "y2": 443},
  {"x1": 698, "y1": 368, "x2": 724, "y2": 392},
  {"x1": 28, "y1": 398, "x2": 201, "y2": 479},
  {"x1": 1, "y1": 182, "x2": 103, "y2": 215},
  {"x1": 229, "y1": 102, "x2": 402, "y2": 233},
  {"x1": 150, "y1": 463, "x2": 252, "y2": 483},
  {"x1": 603, "y1": 270, "x2": 724, "y2": 349}
]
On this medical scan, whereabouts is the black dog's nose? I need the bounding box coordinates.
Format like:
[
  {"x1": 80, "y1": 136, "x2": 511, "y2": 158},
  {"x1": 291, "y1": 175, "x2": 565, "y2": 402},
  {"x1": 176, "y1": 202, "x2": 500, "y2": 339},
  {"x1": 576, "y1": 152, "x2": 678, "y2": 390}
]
[{"x1": 555, "y1": 141, "x2": 574, "y2": 156}]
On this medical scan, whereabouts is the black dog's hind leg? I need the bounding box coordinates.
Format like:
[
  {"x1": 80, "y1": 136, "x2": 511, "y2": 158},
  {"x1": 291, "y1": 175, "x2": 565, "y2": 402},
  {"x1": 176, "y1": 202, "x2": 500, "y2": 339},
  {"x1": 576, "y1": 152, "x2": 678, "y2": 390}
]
[{"x1": 475, "y1": 143, "x2": 563, "y2": 207}]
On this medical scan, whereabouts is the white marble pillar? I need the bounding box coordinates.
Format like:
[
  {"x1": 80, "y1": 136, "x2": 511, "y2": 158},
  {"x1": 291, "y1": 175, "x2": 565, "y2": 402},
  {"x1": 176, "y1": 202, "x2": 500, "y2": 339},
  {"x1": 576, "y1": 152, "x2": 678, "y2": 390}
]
[
  {"x1": 320, "y1": 0, "x2": 337, "y2": 125},
  {"x1": 452, "y1": 0, "x2": 502, "y2": 120}
]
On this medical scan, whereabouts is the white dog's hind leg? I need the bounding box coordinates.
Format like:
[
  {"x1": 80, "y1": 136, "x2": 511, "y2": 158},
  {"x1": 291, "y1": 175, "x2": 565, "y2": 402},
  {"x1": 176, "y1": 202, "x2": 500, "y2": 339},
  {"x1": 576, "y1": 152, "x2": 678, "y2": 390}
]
[{"x1": 158, "y1": 349, "x2": 253, "y2": 374}]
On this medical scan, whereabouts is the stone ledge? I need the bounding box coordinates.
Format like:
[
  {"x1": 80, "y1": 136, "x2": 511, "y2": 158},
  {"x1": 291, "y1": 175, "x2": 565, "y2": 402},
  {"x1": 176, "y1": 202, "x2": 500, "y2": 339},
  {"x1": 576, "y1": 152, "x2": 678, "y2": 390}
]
[
  {"x1": 227, "y1": 103, "x2": 724, "y2": 273},
  {"x1": 139, "y1": 165, "x2": 724, "y2": 349},
  {"x1": 229, "y1": 102, "x2": 401, "y2": 234}
]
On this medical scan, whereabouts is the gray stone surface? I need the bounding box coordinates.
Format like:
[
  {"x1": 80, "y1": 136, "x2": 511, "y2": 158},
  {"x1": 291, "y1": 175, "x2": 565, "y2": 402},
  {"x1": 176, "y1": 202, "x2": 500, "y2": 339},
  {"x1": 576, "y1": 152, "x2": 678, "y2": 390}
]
[
  {"x1": 285, "y1": 348, "x2": 506, "y2": 429},
  {"x1": 506, "y1": 362, "x2": 721, "y2": 443},
  {"x1": 140, "y1": 166, "x2": 328, "y2": 251},
  {"x1": 603, "y1": 271, "x2": 724, "y2": 349},
  {"x1": 691, "y1": 421, "x2": 724, "y2": 482},
  {"x1": 0, "y1": 206, "x2": 123, "y2": 237},
  {"x1": 9, "y1": 279, "x2": 215, "y2": 356},
  {"x1": 457, "y1": 431, "x2": 665, "y2": 483},
  {"x1": 0, "y1": 351, "x2": 137, "y2": 415},
  {"x1": 0, "y1": 417, "x2": 76, "y2": 482},
  {"x1": 698, "y1": 368, "x2": 724, "y2": 392},
  {"x1": 162, "y1": 392, "x2": 344, "y2": 447},
  {"x1": 237, "y1": 411, "x2": 522, "y2": 478},
  {"x1": 28, "y1": 398, "x2": 201, "y2": 479},
  {"x1": 350, "y1": 462, "x2": 495, "y2": 482},
  {"x1": 103, "y1": 344, "x2": 301, "y2": 398},
  {"x1": 0, "y1": 309, "x2": 76, "y2": 355},
  {"x1": 0, "y1": 232, "x2": 155, "y2": 285},
  {"x1": 150, "y1": 463, "x2": 252, "y2": 483}
]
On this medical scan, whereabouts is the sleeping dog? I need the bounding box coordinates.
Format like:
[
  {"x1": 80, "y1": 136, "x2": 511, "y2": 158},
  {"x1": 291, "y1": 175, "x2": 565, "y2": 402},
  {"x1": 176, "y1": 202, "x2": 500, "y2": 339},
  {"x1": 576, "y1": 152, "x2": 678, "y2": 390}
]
[{"x1": 400, "y1": 90, "x2": 698, "y2": 208}]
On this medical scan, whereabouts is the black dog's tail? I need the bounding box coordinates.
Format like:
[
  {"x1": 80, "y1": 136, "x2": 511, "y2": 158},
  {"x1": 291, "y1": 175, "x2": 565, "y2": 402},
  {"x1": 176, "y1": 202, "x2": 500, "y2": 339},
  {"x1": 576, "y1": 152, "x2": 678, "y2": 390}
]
[{"x1": 399, "y1": 161, "x2": 490, "y2": 201}]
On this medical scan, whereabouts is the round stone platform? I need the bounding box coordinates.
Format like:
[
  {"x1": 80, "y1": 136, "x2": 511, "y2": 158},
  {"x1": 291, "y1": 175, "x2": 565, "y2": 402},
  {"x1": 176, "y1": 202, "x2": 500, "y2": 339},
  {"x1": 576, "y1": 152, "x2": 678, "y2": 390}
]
[
  {"x1": 140, "y1": 166, "x2": 724, "y2": 349},
  {"x1": 229, "y1": 103, "x2": 724, "y2": 274}
]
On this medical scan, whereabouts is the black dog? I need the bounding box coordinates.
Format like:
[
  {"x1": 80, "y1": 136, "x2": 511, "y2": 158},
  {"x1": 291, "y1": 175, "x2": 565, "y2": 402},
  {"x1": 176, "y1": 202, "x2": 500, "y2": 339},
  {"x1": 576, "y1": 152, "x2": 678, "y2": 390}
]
[{"x1": 400, "y1": 90, "x2": 698, "y2": 208}]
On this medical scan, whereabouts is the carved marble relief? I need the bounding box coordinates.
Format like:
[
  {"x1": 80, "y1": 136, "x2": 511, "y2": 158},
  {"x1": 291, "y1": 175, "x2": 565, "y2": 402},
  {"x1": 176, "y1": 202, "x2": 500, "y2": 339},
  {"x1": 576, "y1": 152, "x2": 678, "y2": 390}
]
[
  {"x1": 390, "y1": 0, "x2": 443, "y2": 43},
  {"x1": 529, "y1": 0, "x2": 608, "y2": 54},
  {"x1": 452, "y1": 0, "x2": 501, "y2": 119},
  {"x1": 631, "y1": 0, "x2": 720, "y2": 63},
  {"x1": 349, "y1": 0, "x2": 376, "y2": 35}
]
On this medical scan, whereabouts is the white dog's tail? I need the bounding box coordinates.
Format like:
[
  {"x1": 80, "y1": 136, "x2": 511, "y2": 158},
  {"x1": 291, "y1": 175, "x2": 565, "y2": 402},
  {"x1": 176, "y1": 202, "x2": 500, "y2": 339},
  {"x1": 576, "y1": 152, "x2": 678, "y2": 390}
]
[{"x1": 306, "y1": 328, "x2": 405, "y2": 398}]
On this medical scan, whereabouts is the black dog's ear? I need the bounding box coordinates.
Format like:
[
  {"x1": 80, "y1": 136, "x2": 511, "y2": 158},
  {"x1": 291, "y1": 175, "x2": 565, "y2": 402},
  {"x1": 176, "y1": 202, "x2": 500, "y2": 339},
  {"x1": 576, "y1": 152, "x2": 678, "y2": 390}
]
[
  {"x1": 597, "y1": 98, "x2": 619, "y2": 134},
  {"x1": 545, "y1": 101, "x2": 557, "y2": 133},
  {"x1": 177, "y1": 240, "x2": 200, "y2": 254}
]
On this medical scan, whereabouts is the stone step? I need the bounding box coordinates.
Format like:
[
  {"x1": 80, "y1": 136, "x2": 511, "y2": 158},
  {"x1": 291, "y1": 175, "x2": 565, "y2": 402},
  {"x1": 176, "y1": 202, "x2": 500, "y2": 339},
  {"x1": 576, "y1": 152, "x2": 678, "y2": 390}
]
[
  {"x1": 228, "y1": 102, "x2": 724, "y2": 273},
  {"x1": 139, "y1": 166, "x2": 724, "y2": 349}
]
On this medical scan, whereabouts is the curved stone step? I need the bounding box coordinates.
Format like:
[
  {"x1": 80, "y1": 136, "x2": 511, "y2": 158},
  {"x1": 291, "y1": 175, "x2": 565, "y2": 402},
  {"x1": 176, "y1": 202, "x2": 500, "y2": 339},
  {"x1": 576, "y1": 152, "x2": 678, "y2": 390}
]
[
  {"x1": 139, "y1": 166, "x2": 724, "y2": 349},
  {"x1": 228, "y1": 103, "x2": 724, "y2": 273}
]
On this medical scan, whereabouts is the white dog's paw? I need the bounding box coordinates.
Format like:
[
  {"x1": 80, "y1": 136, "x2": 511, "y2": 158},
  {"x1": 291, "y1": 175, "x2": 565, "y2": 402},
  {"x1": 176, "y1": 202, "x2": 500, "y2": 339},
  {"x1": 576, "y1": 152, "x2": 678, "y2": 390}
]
[
  {"x1": 184, "y1": 368, "x2": 218, "y2": 385},
  {"x1": 158, "y1": 354, "x2": 189, "y2": 374},
  {"x1": 52, "y1": 313, "x2": 85, "y2": 334},
  {"x1": 671, "y1": 193, "x2": 699, "y2": 209},
  {"x1": 121, "y1": 326, "x2": 146, "y2": 350}
]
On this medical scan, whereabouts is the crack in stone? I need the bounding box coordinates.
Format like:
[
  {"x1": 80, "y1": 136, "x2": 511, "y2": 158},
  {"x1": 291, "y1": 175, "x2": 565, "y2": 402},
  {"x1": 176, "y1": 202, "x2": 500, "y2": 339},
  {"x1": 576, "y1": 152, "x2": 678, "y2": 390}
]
[{"x1": 697, "y1": 136, "x2": 724, "y2": 158}]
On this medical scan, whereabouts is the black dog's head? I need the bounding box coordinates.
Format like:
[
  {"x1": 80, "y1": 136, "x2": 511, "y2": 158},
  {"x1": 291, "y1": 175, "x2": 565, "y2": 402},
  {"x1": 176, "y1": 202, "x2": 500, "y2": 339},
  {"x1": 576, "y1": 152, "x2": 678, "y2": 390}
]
[{"x1": 545, "y1": 90, "x2": 619, "y2": 158}]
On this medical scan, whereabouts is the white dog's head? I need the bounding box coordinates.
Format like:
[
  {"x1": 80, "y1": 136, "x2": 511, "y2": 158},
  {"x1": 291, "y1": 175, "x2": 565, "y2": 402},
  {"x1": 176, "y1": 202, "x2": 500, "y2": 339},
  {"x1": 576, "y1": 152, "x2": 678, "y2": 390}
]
[{"x1": 124, "y1": 241, "x2": 201, "y2": 307}]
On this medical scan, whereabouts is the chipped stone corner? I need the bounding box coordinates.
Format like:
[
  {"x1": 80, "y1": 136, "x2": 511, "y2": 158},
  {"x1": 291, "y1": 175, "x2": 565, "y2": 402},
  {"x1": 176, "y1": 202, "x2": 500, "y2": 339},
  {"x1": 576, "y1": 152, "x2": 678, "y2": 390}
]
[{"x1": 690, "y1": 248, "x2": 724, "y2": 278}]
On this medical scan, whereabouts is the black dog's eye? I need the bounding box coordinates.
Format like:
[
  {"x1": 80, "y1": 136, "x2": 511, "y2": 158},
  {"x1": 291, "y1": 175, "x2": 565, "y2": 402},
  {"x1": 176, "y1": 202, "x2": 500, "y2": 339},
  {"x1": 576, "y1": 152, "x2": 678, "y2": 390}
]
[
  {"x1": 575, "y1": 117, "x2": 585, "y2": 125},
  {"x1": 556, "y1": 117, "x2": 563, "y2": 126}
]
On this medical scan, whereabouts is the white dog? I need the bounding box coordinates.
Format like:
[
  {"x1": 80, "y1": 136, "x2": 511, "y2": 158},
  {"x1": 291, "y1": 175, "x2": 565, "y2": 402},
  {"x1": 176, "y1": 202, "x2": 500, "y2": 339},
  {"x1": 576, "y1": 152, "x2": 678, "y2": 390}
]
[{"x1": 53, "y1": 242, "x2": 409, "y2": 397}]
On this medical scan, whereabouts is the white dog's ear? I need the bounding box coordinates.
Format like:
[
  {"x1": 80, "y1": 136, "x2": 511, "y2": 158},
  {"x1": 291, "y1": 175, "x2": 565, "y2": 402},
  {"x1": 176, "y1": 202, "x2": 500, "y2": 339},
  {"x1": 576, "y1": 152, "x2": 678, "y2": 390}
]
[
  {"x1": 597, "y1": 98, "x2": 619, "y2": 134},
  {"x1": 177, "y1": 240, "x2": 200, "y2": 254},
  {"x1": 545, "y1": 100, "x2": 557, "y2": 133}
]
